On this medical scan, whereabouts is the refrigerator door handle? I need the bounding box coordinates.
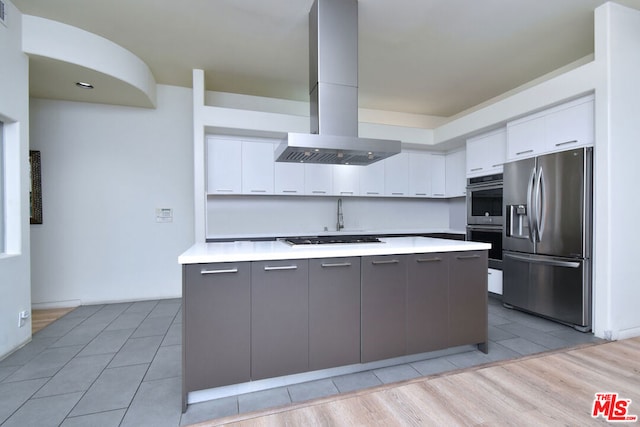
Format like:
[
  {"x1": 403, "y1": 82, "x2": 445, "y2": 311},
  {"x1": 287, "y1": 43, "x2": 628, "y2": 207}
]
[
  {"x1": 504, "y1": 252, "x2": 581, "y2": 268},
  {"x1": 536, "y1": 166, "x2": 546, "y2": 242},
  {"x1": 526, "y1": 167, "x2": 537, "y2": 243}
]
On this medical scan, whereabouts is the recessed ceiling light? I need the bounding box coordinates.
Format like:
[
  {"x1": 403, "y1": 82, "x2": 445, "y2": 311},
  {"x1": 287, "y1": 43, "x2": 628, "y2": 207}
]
[{"x1": 75, "y1": 82, "x2": 94, "y2": 89}]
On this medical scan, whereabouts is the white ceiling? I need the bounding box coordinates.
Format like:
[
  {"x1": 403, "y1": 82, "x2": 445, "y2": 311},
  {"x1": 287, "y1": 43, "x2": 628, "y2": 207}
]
[{"x1": 12, "y1": 0, "x2": 640, "y2": 117}]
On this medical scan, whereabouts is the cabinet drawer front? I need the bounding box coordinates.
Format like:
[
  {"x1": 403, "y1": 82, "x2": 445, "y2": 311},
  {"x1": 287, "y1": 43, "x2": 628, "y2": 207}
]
[
  {"x1": 361, "y1": 255, "x2": 407, "y2": 363},
  {"x1": 309, "y1": 257, "x2": 361, "y2": 370},
  {"x1": 251, "y1": 259, "x2": 309, "y2": 380},
  {"x1": 407, "y1": 253, "x2": 450, "y2": 354},
  {"x1": 183, "y1": 263, "x2": 251, "y2": 391}
]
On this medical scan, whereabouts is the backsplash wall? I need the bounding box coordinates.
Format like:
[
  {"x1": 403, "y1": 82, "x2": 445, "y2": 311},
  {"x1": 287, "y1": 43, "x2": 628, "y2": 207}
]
[{"x1": 206, "y1": 196, "x2": 460, "y2": 238}]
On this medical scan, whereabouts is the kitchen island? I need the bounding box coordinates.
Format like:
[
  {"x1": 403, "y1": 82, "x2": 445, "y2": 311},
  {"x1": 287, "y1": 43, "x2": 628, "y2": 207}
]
[{"x1": 179, "y1": 236, "x2": 490, "y2": 411}]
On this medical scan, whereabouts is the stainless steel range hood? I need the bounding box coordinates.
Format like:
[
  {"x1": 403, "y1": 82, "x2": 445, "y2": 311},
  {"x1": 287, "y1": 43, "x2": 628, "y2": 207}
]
[{"x1": 275, "y1": 0, "x2": 401, "y2": 166}]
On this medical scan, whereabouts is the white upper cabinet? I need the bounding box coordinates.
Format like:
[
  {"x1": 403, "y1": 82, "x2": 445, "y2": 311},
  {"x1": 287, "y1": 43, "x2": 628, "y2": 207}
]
[
  {"x1": 305, "y1": 164, "x2": 333, "y2": 196},
  {"x1": 445, "y1": 149, "x2": 466, "y2": 198},
  {"x1": 507, "y1": 95, "x2": 594, "y2": 161},
  {"x1": 430, "y1": 154, "x2": 446, "y2": 198},
  {"x1": 544, "y1": 97, "x2": 594, "y2": 150},
  {"x1": 408, "y1": 152, "x2": 431, "y2": 197},
  {"x1": 359, "y1": 161, "x2": 385, "y2": 197},
  {"x1": 207, "y1": 137, "x2": 242, "y2": 194},
  {"x1": 384, "y1": 152, "x2": 409, "y2": 197},
  {"x1": 507, "y1": 115, "x2": 545, "y2": 160},
  {"x1": 333, "y1": 165, "x2": 360, "y2": 196},
  {"x1": 466, "y1": 128, "x2": 506, "y2": 177},
  {"x1": 241, "y1": 141, "x2": 275, "y2": 195},
  {"x1": 275, "y1": 162, "x2": 305, "y2": 195}
]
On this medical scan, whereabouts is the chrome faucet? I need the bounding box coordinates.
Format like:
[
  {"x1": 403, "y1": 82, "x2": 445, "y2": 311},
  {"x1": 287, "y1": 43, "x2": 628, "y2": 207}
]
[{"x1": 337, "y1": 198, "x2": 344, "y2": 231}]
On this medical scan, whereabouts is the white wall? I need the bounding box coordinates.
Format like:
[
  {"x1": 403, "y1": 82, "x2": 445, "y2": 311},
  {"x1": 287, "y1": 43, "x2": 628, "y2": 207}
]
[
  {"x1": 206, "y1": 196, "x2": 452, "y2": 238},
  {"x1": 593, "y1": 3, "x2": 640, "y2": 340},
  {"x1": 29, "y1": 85, "x2": 194, "y2": 307},
  {"x1": 0, "y1": 1, "x2": 32, "y2": 359}
]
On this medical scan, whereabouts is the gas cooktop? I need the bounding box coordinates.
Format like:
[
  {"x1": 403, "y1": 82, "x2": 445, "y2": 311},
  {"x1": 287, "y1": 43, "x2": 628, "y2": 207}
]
[{"x1": 282, "y1": 235, "x2": 383, "y2": 245}]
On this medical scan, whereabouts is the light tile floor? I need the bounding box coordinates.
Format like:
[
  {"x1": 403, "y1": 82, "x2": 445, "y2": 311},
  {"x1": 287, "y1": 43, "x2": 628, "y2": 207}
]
[{"x1": 0, "y1": 296, "x2": 603, "y2": 427}]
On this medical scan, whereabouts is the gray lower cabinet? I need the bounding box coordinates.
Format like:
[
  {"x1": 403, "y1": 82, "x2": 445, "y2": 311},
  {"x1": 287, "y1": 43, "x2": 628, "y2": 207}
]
[
  {"x1": 309, "y1": 257, "x2": 361, "y2": 370},
  {"x1": 407, "y1": 253, "x2": 450, "y2": 354},
  {"x1": 183, "y1": 263, "x2": 251, "y2": 398},
  {"x1": 251, "y1": 259, "x2": 309, "y2": 380},
  {"x1": 449, "y1": 250, "x2": 488, "y2": 351},
  {"x1": 361, "y1": 255, "x2": 408, "y2": 363}
]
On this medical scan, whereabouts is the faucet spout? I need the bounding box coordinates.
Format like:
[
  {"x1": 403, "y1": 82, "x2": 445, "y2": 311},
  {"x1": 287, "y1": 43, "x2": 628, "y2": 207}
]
[{"x1": 337, "y1": 198, "x2": 344, "y2": 231}]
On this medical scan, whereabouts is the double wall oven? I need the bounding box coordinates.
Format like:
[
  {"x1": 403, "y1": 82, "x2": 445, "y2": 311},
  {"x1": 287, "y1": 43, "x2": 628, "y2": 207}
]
[{"x1": 466, "y1": 173, "x2": 503, "y2": 270}]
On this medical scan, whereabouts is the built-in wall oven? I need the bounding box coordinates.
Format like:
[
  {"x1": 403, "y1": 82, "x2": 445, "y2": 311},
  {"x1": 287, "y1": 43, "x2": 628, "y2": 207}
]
[
  {"x1": 467, "y1": 226, "x2": 503, "y2": 269},
  {"x1": 467, "y1": 173, "x2": 503, "y2": 270},
  {"x1": 467, "y1": 173, "x2": 503, "y2": 226}
]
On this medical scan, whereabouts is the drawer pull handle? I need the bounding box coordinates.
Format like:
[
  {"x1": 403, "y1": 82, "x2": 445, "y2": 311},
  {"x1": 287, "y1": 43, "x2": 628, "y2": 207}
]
[
  {"x1": 366, "y1": 192, "x2": 380, "y2": 195},
  {"x1": 321, "y1": 262, "x2": 352, "y2": 268},
  {"x1": 250, "y1": 189, "x2": 267, "y2": 193},
  {"x1": 417, "y1": 257, "x2": 442, "y2": 263},
  {"x1": 555, "y1": 140, "x2": 578, "y2": 147},
  {"x1": 491, "y1": 164, "x2": 503, "y2": 168},
  {"x1": 516, "y1": 149, "x2": 534, "y2": 156},
  {"x1": 456, "y1": 254, "x2": 480, "y2": 260},
  {"x1": 340, "y1": 192, "x2": 354, "y2": 195},
  {"x1": 264, "y1": 265, "x2": 298, "y2": 271},
  {"x1": 201, "y1": 268, "x2": 238, "y2": 275},
  {"x1": 216, "y1": 189, "x2": 234, "y2": 193},
  {"x1": 433, "y1": 193, "x2": 445, "y2": 197},
  {"x1": 282, "y1": 190, "x2": 298, "y2": 193},
  {"x1": 470, "y1": 167, "x2": 483, "y2": 172},
  {"x1": 372, "y1": 259, "x2": 400, "y2": 265},
  {"x1": 312, "y1": 191, "x2": 327, "y2": 194}
]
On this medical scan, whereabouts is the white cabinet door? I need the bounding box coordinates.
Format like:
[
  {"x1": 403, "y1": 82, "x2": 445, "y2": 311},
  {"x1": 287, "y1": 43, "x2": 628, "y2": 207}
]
[
  {"x1": 408, "y1": 152, "x2": 431, "y2": 197},
  {"x1": 466, "y1": 129, "x2": 506, "y2": 177},
  {"x1": 207, "y1": 137, "x2": 241, "y2": 194},
  {"x1": 446, "y1": 149, "x2": 466, "y2": 198},
  {"x1": 275, "y1": 162, "x2": 305, "y2": 195},
  {"x1": 384, "y1": 152, "x2": 409, "y2": 197},
  {"x1": 507, "y1": 95, "x2": 594, "y2": 162},
  {"x1": 359, "y1": 161, "x2": 385, "y2": 197},
  {"x1": 305, "y1": 164, "x2": 333, "y2": 196},
  {"x1": 333, "y1": 165, "x2": 360, "y2": 196},
  {"x1": 506, "y1": 115, "x2": 545, "y2": 161},
  {"x1": 241, "y1": 141, "x2": 275, "y2": 195},
  {"x1": 544, "y1": 97, "x2": 594, "y2": 151},
  {"x1": 430, "y1": 154, "x2": 446, "y2": 198},
  {"x1": 488, "y1": 268, "x2": 503, "y2": 295}
]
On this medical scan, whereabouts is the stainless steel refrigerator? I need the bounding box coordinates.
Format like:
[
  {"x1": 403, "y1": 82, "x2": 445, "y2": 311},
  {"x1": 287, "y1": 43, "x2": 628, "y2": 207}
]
[{"x1": 503, "y1": 147, "x2": 592, "y2": 331}]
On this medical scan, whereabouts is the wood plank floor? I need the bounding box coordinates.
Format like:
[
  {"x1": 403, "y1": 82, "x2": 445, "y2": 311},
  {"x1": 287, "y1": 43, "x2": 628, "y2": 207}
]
[
  {"x1": 191, "y1": 337, "x2": 640, "y2": 426},
  {"x1": 31, "y1": 307, "x2": 75, "y2": 334}
]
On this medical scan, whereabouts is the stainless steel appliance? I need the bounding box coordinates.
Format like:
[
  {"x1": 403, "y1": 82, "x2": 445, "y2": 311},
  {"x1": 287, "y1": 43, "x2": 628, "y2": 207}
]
[
  {"x1": 467, "y1": 173, "x2": 503, "y2": 269},
  {"x1": 503, "y1": 147, "x2": 592, "y2": 331},
  {"x1": 467, "y1": 173, "x2": 503, "y2": 226},
  {"x1": 467, "y1": 226, "x2": 502, "y2": 270},
  {"x1": 282, "y1": 235, "x2": 383, "y2": 245},
  {"x1": 275, "y1": 0, "x2": 401, "y2": 165}
]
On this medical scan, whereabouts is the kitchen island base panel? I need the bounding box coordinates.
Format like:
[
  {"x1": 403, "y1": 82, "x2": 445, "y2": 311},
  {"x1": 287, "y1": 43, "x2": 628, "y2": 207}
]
[
  {"x1": 180, "y1": 237, "x2": 490, "y2": 411},
  {"x1": 186, "y1": 344, "x2": 477, "y2": 405}
]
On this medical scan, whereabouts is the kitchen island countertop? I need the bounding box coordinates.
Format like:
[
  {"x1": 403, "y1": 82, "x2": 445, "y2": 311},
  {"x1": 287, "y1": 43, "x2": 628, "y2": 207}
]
[{"x1": 179, "y1": 236, "x2": 490, "y2": 264}]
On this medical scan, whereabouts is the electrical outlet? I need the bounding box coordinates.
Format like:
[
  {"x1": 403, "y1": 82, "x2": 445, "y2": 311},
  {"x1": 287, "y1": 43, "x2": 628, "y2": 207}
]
[{"x1": 18, "y1": 310, "x2": 30, "y2": 328}]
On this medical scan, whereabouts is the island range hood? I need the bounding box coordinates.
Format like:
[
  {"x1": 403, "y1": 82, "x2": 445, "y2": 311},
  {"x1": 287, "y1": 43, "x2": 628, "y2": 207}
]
[{"x1": 275, "y1": 0, "x2": 401, "y2": 166}]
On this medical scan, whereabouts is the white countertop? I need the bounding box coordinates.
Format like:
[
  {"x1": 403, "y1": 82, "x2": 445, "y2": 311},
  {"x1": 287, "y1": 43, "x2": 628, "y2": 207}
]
[{"x1": 179, "y1": 236, "x2": 490, "y2": 264}]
